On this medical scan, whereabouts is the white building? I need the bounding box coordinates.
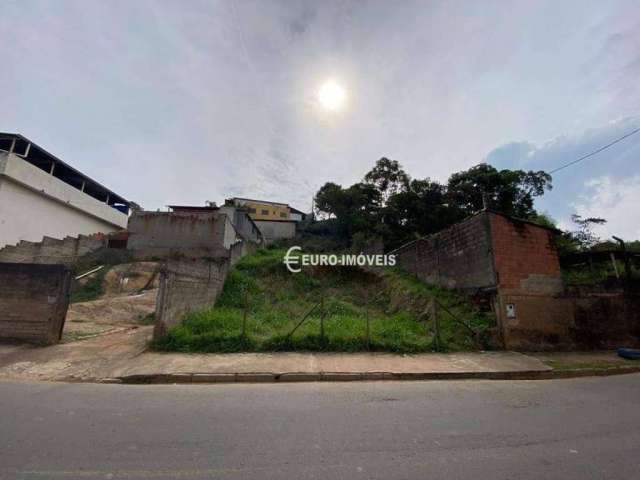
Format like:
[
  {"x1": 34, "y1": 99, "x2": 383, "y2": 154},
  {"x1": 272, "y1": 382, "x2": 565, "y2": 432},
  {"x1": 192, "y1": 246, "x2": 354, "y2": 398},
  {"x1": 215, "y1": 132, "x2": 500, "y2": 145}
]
[{"x1": 0, "y1": 133, "x2": 130, "y2": 249}]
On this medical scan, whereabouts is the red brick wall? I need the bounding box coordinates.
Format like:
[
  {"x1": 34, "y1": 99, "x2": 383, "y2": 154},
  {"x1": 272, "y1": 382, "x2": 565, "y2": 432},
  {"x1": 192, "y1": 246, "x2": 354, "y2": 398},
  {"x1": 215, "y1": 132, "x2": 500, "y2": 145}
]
[{"x1": 489, "y1": 213, "x2": 562, "y2": 295}]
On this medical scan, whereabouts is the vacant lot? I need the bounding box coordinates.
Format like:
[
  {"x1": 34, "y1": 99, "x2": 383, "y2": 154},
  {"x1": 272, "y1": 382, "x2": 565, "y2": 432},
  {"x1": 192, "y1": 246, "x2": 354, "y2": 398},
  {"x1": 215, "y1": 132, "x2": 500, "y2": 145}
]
[{"x1": 153, "y1": 248, "x2": 492, "y2": 353}]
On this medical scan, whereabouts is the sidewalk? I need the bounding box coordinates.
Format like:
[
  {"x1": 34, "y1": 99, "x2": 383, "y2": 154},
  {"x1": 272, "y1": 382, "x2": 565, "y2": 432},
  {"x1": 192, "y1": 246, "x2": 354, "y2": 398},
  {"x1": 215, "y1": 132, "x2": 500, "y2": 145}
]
[{"x1": 1, "y1": 327, "x2": 638, "y2": 384}]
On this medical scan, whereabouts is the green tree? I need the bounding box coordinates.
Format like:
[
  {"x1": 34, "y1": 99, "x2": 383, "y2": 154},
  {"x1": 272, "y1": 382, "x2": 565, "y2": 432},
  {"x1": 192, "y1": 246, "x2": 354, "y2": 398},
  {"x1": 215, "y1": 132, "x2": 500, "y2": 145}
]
[
  {"x1": 447, "y1": 163, "x2": 551, "y2": 218},
  {"x1": 364, "y1": 157, "x2": 410, "y2": 204}
]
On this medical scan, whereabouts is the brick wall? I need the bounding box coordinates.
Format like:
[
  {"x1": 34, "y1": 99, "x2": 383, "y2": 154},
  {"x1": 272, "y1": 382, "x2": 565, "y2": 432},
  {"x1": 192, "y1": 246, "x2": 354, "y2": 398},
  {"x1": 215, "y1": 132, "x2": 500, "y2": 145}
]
[
  {"x1": 393, "y1": 213, "x2": 496, "y2": 291},
  {"x1": 489, "y1": 213, "x2": 563, "y2": 295},
  {"x1": 499, "y1": 293, "x2": 640, "y2": 350},
  {"x1": 0, "y1": 263, "x2": 71, "y2": 344}
]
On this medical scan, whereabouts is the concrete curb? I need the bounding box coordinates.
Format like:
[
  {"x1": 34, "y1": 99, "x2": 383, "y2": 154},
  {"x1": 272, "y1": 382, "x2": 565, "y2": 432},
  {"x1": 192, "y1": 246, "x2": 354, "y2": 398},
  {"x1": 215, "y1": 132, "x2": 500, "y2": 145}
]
[{"x1": 114, "y1": 366, "x2": 640, "y2": 384}]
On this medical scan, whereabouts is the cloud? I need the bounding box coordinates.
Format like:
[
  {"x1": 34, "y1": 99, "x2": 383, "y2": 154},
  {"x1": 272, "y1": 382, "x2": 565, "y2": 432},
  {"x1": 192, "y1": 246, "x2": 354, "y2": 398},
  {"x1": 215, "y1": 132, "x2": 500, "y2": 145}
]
[
  {"x1": 485, "y1": 116, "x2": 640, "y2": 237},
  {"x1": 570, "y1": 175, "x2": 640, "y2": 241},
  {"x1": 0, "y1": 0, "x2": 639, "y2": 220}
]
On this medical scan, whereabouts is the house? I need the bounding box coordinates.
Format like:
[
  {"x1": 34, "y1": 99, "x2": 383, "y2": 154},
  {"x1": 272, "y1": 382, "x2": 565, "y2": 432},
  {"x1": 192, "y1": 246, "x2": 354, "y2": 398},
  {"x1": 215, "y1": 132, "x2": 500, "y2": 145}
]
[
  {"x1": 0, "y1": 133, "x2": 130, "y2": 249},
  {"x1": 226, "y1": 197, "x2": 304, "y2": 243}
]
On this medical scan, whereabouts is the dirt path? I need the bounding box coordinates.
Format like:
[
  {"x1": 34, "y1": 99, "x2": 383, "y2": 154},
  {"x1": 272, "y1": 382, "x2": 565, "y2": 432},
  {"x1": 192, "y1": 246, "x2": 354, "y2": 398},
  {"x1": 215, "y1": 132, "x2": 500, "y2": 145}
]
[{"x1": 63, "y1": 289, "x2": 157, "y2": 342}]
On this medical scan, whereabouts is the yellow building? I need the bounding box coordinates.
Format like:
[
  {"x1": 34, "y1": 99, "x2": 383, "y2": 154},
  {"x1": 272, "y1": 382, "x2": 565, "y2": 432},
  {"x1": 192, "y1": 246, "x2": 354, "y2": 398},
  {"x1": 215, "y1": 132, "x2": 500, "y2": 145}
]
[{"x1": 230, "y1": 197, "x2": 291, "y2": 221}]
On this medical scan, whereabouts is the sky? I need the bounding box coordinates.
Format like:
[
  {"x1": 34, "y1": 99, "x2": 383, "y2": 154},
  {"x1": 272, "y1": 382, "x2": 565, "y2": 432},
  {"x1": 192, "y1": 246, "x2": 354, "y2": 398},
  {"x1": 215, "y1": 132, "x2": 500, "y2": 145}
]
[{"x1": 1, "y1": 0, "x2": 639, "y2": 239}]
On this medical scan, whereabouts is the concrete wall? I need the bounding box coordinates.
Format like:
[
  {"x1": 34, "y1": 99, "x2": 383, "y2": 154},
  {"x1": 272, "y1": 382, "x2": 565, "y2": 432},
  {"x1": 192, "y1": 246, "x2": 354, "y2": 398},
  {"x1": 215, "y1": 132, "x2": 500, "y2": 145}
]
[
  {"x1": 0, "y1": 234, "x2": 106, "y2": 265},
  {"x1": 127, "y1": 211, "x2": 237, "y2": 253},
  {"x1": 253, "y1": 220, "x2": 296, "y2": 244},
  {"x1": 0, "y1": 152, "x2": 127, "y2": 248},
  {"x1": 0, "y1": 263, "x2": 71, "y2": 344},
  {"x1": 393, "y1": 213, "x2": 496, "y2": 291},
  {"x1": 153, "y1": 256, "x2": 231, "y2": 339},
  {"x1": 219, "y1": 205, "x2": 263, "y2": 244}
]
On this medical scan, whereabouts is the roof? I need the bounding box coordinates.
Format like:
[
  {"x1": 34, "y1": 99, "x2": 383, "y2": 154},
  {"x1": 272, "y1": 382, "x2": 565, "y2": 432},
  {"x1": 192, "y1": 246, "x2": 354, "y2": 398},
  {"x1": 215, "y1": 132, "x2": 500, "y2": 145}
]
[
  {"x1": 0, "y1": 133, "x2": 130, "y2": 207},
  {"x1": 168, "y1": 205, "x2": 219, "y2": 212},
  {"x1": 289, "y1": 206, "x2": 306, "y2": 215},
  {"x1": 231, "y1": 197, "x2": 289, "y2": 207}
]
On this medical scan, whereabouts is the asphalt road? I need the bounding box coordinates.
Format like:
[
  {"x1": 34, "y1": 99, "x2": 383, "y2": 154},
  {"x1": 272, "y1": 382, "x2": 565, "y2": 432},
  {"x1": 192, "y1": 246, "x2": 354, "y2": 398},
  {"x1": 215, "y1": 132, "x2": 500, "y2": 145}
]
[{"x1": 1, "y1": 375, "x2": 639, "y2": 480}]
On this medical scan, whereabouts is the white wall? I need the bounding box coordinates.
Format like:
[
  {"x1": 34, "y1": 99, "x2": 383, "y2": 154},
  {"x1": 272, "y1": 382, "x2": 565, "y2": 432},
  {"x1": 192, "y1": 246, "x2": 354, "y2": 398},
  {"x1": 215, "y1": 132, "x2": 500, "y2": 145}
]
[
  {"x1": 253, "y1": 220, "x2": 296, "y2": 244},
  {"x1": 0, "y1": 153, "x2": 127, "y2": 248}
]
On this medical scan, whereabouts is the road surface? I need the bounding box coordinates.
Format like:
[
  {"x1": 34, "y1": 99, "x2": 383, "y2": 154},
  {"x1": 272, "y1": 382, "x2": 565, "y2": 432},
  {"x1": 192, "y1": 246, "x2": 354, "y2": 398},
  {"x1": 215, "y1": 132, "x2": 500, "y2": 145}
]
[{"x1": 1, "y1": 374, "x2": 639, "y2": 479}]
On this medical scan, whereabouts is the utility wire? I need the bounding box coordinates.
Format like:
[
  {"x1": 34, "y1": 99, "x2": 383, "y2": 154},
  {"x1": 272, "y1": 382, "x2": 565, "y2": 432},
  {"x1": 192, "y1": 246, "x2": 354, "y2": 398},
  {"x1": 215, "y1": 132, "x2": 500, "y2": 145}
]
[{"x1": 549, "y1": 126, "x2": 640, "y2": 174}]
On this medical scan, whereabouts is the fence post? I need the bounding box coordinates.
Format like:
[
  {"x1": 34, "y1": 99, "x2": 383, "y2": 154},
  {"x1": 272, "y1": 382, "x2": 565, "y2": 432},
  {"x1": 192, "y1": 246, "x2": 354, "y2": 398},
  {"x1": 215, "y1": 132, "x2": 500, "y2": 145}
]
[
  {"x1": 242, "y1": 286, "x2": 248, "y2": 337},
  {"x1": 432, "y1": 299, "x2": 441, "y2": 352},
  {"x1": 365, "y1": 304, "x2": 371, "y2": 350},
  {"x1": 320, "y1": 294, "x2": 325, "y2": 341}
]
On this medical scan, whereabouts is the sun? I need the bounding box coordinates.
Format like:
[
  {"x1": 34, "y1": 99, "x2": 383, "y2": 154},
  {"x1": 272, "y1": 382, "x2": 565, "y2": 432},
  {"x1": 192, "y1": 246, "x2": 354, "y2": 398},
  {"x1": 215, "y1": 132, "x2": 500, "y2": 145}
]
[{"x1": 317, "y1": 80, "x2": 347, "y2": 111}]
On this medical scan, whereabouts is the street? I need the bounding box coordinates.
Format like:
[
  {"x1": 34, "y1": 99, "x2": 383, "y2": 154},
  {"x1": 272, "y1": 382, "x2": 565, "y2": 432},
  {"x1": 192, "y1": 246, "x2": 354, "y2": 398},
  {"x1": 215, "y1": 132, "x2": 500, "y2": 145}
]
[{"x1": 1, "y1": 375, "x2": 639, "y2": 479}]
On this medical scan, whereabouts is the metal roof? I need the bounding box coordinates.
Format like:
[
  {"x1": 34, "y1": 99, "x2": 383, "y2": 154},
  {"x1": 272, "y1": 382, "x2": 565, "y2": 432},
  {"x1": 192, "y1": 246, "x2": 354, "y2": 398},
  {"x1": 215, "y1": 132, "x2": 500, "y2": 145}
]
[{"x1": 0, "y1": 132, "x2": 130, "y2": 207}]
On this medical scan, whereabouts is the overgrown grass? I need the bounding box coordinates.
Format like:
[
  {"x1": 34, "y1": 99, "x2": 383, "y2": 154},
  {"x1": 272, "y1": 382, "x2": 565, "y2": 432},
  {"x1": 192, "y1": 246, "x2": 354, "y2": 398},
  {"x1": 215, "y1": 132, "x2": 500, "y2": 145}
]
[{"x1": 153, "y1": 248, "x2": 494, "y2": 353}]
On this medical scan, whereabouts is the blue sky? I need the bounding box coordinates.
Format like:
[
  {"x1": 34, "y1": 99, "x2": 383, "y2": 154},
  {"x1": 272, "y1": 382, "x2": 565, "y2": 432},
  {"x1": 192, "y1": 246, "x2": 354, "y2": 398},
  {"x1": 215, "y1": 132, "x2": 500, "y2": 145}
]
[{"x1": 1, "y1": 0, "x2": 639, "y2": 239}]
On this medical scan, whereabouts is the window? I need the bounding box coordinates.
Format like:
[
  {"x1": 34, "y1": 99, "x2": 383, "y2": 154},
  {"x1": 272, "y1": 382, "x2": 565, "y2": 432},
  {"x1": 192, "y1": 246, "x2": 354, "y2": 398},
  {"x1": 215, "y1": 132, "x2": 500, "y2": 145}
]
[
  {"x1": 280, "y1": 212, "x2": 287, "y2": 218},
  {"x1": 248, "y1": 207, "x2": 256, "y2": 213},
  {"x1": 261, "y1": 209, "x2": 269, "y2": 215}
]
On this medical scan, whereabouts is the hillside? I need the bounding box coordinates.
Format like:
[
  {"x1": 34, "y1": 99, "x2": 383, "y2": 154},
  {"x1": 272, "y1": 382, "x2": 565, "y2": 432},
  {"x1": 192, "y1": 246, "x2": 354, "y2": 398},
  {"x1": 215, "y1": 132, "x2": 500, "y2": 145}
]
[{"x1": 153, "y1": 248, "x2": 494, "y2": 353}]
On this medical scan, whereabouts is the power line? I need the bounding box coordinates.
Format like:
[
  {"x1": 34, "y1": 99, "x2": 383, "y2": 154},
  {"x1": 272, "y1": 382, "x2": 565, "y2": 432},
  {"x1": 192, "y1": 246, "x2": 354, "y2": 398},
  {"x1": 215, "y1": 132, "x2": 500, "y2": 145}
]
[{"x1": 549, "y1": 126, "x2": 640, "y2": 174}]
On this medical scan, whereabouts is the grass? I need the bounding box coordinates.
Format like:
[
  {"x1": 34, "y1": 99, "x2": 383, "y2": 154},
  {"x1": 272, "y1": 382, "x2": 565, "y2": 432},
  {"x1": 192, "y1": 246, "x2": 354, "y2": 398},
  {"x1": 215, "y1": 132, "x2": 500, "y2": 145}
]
[
  {"x1": 70, "y1": 267, "x2": 108, "y2": 303},
  {"x1": 153, "y1": 247, "x2": 494, "y2": 354}
]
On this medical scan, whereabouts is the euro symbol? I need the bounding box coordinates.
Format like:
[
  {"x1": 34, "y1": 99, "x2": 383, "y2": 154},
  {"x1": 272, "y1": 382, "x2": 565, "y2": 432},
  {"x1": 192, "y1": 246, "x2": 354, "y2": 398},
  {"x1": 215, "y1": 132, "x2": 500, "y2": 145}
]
[{"x1": 283, "y1": 246, "x2": 302, "y2": 273}]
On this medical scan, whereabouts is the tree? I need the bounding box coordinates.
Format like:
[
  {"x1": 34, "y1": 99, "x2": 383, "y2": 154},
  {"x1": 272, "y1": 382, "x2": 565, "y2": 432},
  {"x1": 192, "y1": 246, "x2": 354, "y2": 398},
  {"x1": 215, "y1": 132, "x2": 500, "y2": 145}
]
[
  {"x1": 314, "y1": 181, "x2": 382, "y2": 241},
  {"x1": 382, "y1": 178, "x2": 465, "y2": 249},
  {"x1": 314, "y1": 182, "x2": 346, "y2": 219},
  {"x1": 364, "y1": 157, "x2": 410, "y2": 204},
  {"x1": 446, "y1": 163, "x2": 552, "y2": 218},
  {"x1": 571, "y1": 214, "x2": 607, "y2": 251},
  {"x1": 314, "y1": 159, "x2": 554, "y2": 252}
]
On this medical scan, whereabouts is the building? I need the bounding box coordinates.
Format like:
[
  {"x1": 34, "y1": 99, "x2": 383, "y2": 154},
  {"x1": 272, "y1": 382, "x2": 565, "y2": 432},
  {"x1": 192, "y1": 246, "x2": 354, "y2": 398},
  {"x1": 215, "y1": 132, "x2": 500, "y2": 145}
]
[
  {"x1": 227, "y1": 197, "x2": 304, "y2": 243},
  {"x1": 289, "y1": 206, "x2": 307, "y2": 222},
  {"x1": 230, "y1": 197, "x2": 292, "y2": 221},
  {"x1": 0, "y1": 133, "x2": 130, "y2": 249}
]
